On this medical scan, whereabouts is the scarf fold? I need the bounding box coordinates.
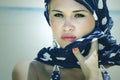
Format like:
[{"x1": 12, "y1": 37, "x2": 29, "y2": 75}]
[{"x1": 35, "y1": 0, "x2": 120, "y2": 80}]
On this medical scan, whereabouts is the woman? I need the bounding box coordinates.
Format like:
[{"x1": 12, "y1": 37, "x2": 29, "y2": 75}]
[{"x1": 12, "y1": 0, "x2": 120, "y2": 80}]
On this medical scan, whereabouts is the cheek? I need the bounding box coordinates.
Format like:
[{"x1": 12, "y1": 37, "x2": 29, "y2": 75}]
[
  {"x1": 76, "y1": 18, "x2": 95, "y2": 36},
  {"x1": 50, "y1": 19, "x2": 62, "y2": 38},
  {"x1": 50, "y1": 18, "x2": 62, "y2": 30},
  {"x1": 50, "y1": 16, "x2": 63, "y2": 25},
  {"x1": 50, "y1": 17, "x2": 64, "y2": 35},
  {"x1": 84, "y1": 19, "x2": 95, "y2": 31}
]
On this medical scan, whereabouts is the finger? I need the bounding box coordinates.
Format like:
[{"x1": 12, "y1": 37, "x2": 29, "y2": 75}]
[
  {"x1": 86, "y1": 38, "x2": 99, "y2": 67},
  {"x1": 72, "y1": 48, "x2": 85, "y2": 64},
  {"x1": 72, "y1": 48, "x2": 90, "y2": 78},
  {"x1": 87, "y1": 38, "x2": 98, "y2": 58}
]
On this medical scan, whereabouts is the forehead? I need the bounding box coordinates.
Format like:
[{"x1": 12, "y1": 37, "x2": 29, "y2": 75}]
[{"x1": 49, "y1": 0, "x2": 88, "y2": 11}]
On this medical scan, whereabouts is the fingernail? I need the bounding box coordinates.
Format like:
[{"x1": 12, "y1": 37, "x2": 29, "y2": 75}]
[{"x1": 73, "y1": 48, "x2": 78, "y2": 52}]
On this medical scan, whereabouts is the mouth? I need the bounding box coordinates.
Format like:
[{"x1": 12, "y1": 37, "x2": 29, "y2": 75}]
[{"x1": 61, "y1": 34, "x2": 76, "y2": 42}]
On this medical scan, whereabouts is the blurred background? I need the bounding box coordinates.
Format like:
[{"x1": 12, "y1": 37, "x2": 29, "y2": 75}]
[{"x1": 0, "y1": 0, "x2": 120, "y2": 80}]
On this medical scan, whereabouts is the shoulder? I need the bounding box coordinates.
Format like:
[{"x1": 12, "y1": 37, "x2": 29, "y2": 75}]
[
  {"x1": 12, "y1": 60, "x2": 51, "y2": 80},
  {"x1": 12, "y1": 60, "x2": 34, "y2": 80},
  {"x1": 12, "y1": 60, "x2": 43, "y2": 80},
  {"x1": 12, "y1": 60, "x2": 30, "y2": 80}
]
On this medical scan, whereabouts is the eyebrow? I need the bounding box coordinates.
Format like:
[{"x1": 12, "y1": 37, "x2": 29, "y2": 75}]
[
  {"x1": 73, "y1": 10, "x2": 88, "y2": 13},
  {"x1": 51, "y1": 10, "x2": 62, "y2": 13},
  {"x1": 51, "y1": 9, "x2": 88, "y2": 13}
]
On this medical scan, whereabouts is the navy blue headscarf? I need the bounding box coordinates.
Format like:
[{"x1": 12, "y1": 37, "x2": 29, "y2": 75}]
[{"x1": 35, "y1": 0, "x2": 120, "y2": 80}]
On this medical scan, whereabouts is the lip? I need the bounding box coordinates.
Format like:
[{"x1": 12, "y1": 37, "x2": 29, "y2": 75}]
[{"x1": 61, "y1": 34, "x2": 76, "y2": 41}]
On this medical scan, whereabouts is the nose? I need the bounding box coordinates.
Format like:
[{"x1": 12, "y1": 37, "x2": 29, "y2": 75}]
[{"x1": 63, "y1": 18, "x2": 74, "y2": 32}]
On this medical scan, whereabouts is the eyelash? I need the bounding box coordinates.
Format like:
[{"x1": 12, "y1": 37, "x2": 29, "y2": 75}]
[
  {"x1": 54, "y1": 13, "x2": 64, "y2": 18},
  {"x1": 53, "y1": 13, "x2": 85, "y2": 18},
  {"x1": 74, "y1": 14, "x2": 85, "y2": 18}
]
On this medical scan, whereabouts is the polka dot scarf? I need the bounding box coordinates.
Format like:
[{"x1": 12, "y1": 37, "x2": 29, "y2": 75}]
[{"x1": 35, "y1": 0, "x2": 120, "y2": 80}]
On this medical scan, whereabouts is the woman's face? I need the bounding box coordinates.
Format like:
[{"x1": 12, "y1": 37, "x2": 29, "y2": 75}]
[{"x1": 49, "y1": 0, "x2": 95, "y2": 48}]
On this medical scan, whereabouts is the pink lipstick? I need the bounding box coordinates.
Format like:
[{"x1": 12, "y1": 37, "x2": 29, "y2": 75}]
[{"x1": 61, "y1": 34, "x2": 76, "y2": 41}]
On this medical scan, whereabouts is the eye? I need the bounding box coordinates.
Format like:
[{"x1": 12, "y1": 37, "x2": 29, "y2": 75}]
[
  {"x1": 74, "y1": 14, "x2": 85, "y2": 18},
  {"x1": 54, "y1": 13, "x2": 64, "y2": 18}
]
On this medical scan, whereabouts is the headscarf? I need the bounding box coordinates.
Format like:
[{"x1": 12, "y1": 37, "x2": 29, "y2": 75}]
[{"x1": 35, "y1": 0, "x2": 120, "y2": 80}]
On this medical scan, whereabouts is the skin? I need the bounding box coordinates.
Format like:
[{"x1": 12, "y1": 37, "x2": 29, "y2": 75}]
[
  {"x1": 49, "y1": 0, "x2": 95, "y2": 48},
  {"x1": 12, "y1": 0, "x2": 100, "y2": 80}
]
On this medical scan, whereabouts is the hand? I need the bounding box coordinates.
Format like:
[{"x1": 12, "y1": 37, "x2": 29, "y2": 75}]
[{"x1": 72, "y1": 39, "x2": 99, "y2": 80}]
